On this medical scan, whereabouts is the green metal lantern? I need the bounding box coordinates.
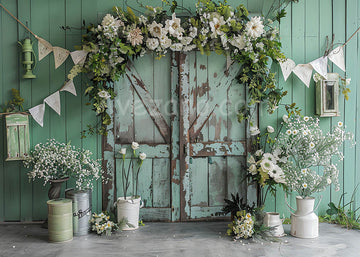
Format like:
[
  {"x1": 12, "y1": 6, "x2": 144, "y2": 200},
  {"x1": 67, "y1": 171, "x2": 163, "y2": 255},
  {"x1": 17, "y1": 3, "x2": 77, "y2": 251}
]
[{"x1": 18, "y1": 38, "x2": 36, "y2": 79}]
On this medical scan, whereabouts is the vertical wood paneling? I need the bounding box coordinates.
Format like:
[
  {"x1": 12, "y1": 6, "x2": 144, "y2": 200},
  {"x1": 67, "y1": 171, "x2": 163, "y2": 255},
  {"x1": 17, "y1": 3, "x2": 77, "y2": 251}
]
[
  {"x1": 3, "y1": 0, "x2": 21, "y2": 221},
  {"x1": 18, "y1": 0, "x2": 33, "y2": 221},
  {"x1": 317, "y1": 0, "x2": 332, "y2": 214},
  {"x1": 0, "y1": 0, "x2": 4, "y2": 221},
  {"x1": 331, "y1": 0, "x2": 346, "y2": 208},
  {"x1": 190, "y1": 158, "x2": 208, "y2": 206}
]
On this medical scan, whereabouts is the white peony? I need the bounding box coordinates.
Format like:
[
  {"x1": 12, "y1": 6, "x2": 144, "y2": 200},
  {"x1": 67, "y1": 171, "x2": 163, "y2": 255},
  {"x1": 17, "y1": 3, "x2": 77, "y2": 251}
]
[
  {"x1": 229, "y1": 35, "x2": 246, "y2": 50},
  {"x1": 139, "y1": 152, "x2": 146, "y2": 161},
  {"x1": 189, "y1": 27, "x2": 198, "y2": 38},
  {"x1": 248, "y1": 164, "x2": 257, "y2": 175},
  {"x1": 159, "y1": 35, "x2": 172, "y2": 49},
  {"x1": 245, "y1": 16, "x2": 264, "y2": 38},
  {"x1": 183, "y1": 45, "x2": 197, "y2": 52},
  {"x1": 148, "y1": 21, "x2": 164, "y2": 38},
  {"x1": 260, "y1": 159, "x2": 274, "y2": 172},
  {"x1": 170, "y1": 43, "x2": 183, "y2": 52},
  {"x1": 165, "y1": 13, "x2": 184, "y2": 39},
  {"x1": 267, "y1": 126, "x2": 275, "y2": 133},
  {"x1": 101, "y1": 14, "x2": 115, "y2": 26},
  {"x1": 181, "y1": 37, "x2": 193, "y2": 45},
  {"x1": 131, "y1": 142, "x2": 139, "y2": 150},
  {"x1": 146, "y1": 38, "x2": 159, "y2": 51},
  {"x1": 209, "y1": 16, "x2": 225, "y2": 38},
  {"x1": 250, "y1": 126, "x2": 260, "y2": 136},
  {"x1": 98, "y1": 90, "x2": 111, "y2": 99}
]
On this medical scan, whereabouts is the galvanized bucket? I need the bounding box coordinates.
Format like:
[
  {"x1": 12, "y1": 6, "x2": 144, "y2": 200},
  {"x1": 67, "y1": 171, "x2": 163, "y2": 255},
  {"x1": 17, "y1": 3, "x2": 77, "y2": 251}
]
[
  {"x1": 65, "y1": 188, "x2": 92, "y2": 236},
  {"x1": 47, "y1": 198, "x2": 73, "y2": 243}
]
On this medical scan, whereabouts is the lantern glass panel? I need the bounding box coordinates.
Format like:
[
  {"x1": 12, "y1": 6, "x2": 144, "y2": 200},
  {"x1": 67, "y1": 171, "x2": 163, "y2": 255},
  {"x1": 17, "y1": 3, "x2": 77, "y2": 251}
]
[{"x1": 325, "y1": 81, "x2": 335, "y2": 111}]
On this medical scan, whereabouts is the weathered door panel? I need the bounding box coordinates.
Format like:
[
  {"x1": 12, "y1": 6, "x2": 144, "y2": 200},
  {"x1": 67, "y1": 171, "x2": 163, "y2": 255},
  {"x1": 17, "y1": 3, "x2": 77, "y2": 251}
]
[
  {"x1": 180, "y1": 53, "x2": 248, "y2": 220},
  {"x1": 110, "y1": 54, "x2": 174, "y2": 221}
]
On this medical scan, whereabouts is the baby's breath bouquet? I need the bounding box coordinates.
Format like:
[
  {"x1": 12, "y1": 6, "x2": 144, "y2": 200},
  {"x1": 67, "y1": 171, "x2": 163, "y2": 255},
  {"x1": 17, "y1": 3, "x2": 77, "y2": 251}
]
[
  {"x1": 24, "y1": 139, "x2": 104, "y2": 190},
  {"x1": 90, "y1": 212, "x2": 119, "y2": 236},
  {"x1": 275, "y1": 115, "x2": 353, "y2": 198}
]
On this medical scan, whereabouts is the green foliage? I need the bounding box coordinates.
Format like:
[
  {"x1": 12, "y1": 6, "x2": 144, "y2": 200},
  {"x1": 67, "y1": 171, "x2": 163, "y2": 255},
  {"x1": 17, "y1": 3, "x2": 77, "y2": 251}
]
[
  {"x1": 2, "y1": 88, "x2": 25, "y2": 113},
  {"x1": 320, "y1": 185, "x2": 360, "y2": 230},
  {"x1": 222, "y1": 193, "x2": 255, "y2": 217},
  {"x1": 74, "y1": 0, "x2": 294, "y2": 137}
]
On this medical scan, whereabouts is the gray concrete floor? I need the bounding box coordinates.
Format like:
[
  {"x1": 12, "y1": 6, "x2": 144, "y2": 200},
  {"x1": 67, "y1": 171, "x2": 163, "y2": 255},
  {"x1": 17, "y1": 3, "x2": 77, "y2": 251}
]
[{"x1": 0, "y1": 222, "x2": 359, "y2": 257}]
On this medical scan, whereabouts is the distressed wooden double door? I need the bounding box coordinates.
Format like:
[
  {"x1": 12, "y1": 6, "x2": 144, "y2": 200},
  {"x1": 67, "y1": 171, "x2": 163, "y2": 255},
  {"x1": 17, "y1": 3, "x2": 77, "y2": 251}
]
[{"x1": 104, "y1": 52, "x2": 248, "y2": 221}]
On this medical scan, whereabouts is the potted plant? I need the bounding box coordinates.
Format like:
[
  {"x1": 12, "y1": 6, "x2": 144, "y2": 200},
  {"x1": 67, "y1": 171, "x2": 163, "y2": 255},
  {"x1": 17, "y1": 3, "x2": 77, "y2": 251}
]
[
  {"x1": 116, "y1": 142, "x2": 146, "y2": 230},
  {"x1": 246, "y1": 124, "x2": 288, "y2": 237},
  {"x1": 274, "y1": 115, "x2": 353, "y2": 238},
  {"x1": 24, "y1": 139, "x2": 75, "y2": 199}
]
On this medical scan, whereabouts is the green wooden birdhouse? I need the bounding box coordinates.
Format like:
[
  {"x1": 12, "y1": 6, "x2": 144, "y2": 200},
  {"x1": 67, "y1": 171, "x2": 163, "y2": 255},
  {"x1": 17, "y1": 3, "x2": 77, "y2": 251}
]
[{"x1": 5, "y1": 114, "x2": 30, "y2": 161}]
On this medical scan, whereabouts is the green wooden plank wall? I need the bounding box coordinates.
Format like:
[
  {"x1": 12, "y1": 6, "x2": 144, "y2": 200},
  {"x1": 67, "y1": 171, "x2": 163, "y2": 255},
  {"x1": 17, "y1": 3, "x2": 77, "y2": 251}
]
[{"x1": 0, "y1": 0, "x2": 359, "y2": 221}]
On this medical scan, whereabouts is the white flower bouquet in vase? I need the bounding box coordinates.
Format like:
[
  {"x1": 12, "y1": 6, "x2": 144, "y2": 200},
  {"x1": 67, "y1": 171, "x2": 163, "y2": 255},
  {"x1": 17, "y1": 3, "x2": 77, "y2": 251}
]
[
  {"x1": 275, "y1": 115, "x2": 353, "y2": 238},
  {"x1": 115, "y1": 142, "x2": 146, "y2": 230}
]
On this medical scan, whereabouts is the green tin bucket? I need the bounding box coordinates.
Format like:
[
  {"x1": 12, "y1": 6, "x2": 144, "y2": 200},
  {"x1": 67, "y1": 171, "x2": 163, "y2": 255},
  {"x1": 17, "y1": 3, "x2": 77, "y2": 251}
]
[{"x1": 47, "y1": 198, "x2": 73, "y2": 243}]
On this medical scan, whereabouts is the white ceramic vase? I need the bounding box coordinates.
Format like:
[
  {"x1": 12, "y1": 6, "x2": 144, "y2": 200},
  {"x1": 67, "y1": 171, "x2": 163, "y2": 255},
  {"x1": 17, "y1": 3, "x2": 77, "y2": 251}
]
[
  {"x1": 263, "y1": 212, "x2": 285, "y2": 237},
  {"x1": 116, "y1": 196, "x2": 143, "y2": 230},
  {"x1": 287, "y1": 195, "x2": 320, "y2": 238}
]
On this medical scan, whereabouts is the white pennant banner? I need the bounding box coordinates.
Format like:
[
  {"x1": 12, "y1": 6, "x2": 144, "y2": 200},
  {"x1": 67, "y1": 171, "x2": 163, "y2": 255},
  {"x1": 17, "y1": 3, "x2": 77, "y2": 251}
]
[
  {"x1": 53, "y1": 46, "x2": 70, "y2": 69},
  {"x1": 36, "y1": 36, "x2": 53, "y2": 61},
  {"x1": 310, "y1": 56, "x2": 328, "y2": 79},
  {"x1": 60, "y1": 80, "x2": 77, "y2": 96},
  {"x1": 279, "y1": 58, "x2": 296, "y2": 81},
  {"x1": 29, "y1": 103, "x2": 45, "y2": 127},
  {"x1": 292, "y1": 64, "x2": 313, "y2": 88},
  {"x1": 70, "y1": 50, "x2": 88, "y2": 67},
  {"x1": 328, "y1": 46, "x2": 346, "y2": 72},
  {"x1": 44, "y1": 91, "x2": 61, "y2": 115}
]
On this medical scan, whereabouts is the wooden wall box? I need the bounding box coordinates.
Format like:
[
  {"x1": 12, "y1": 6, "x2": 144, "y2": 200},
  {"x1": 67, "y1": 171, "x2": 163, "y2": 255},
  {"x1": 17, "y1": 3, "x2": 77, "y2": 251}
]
[{"x1": 5, "y1": 114, "x2": 30, "y2": 161}]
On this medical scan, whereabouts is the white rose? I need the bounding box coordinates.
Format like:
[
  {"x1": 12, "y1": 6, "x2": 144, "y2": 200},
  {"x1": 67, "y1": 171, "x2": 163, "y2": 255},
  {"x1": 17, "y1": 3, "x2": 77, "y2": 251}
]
[
  {"x1": 267, "y1": 126, "x2": 274, "y2": 133},
  {"x1": 139, "y1": 152, "x2": 146, "y2": 161},
  {"x1": 249, "y1": 126, "x2": 260, "y2": 136},
  {"x1": 346, "y1": 78, "x2": 351, "y2": 85},
  {"x1": 248, "y1": 164, "x2": 257, "y2": 175},
  {"x1": 282, "y1": 114, "x2": 289, "y2": 123},
  {"x1": 146, "y1": 38, "x2": 159, "y2": 51},
  {"x1": 260, "y1": 159, "x2": 274, "y2": 172},
  {"x1": 131, "y1": 142, "x2": 139, "y2": 150},
  {"x1": 119, "y1": 148, "x2": 126, "y2": 155}
]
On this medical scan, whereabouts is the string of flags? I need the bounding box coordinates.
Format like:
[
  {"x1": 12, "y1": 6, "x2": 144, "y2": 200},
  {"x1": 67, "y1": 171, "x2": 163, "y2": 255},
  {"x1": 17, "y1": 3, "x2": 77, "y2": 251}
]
[
  {"x1": 278, "y1": 45, "x2": 345, "y2": 88},
  {"x1": 0, "y1": 2, "x2": 88, "y2": 127},
  {"x1": 28, "y1": 35, "x2": 87, "y2": 126}
]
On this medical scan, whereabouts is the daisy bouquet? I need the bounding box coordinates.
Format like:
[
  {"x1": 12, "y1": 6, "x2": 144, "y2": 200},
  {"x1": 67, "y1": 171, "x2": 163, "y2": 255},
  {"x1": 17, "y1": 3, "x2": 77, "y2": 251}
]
[
  {"x1": 274, "y1": 115, "x2": 353, "y2": 198},
  {"x1": 227, "y1": 210, "x2": 254, "y2": 239},
  {"x1": 90, "y1": 212, "x2": 119, "y2": 236}
]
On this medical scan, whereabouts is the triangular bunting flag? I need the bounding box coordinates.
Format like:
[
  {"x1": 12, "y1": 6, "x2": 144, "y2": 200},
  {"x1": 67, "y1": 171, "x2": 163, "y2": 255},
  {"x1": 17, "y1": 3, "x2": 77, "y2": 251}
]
[
  {"x1": 279, "y1": 58, "x2": 296, "y2": 81},
  {"x1": 29, "y1": 103, "x2": 45, "y2": 127},
  {"x1": 44, "y1": 91, "x2": 61, "y2": 115},
  {"x1": 53, "y1": 46, "x2": 70, "y2": 69},
  {"x1": 36, "y1": 36, "x2": 53, "y2": 61},
  {"x1": 60, "y1": 80, "x2": 77, "y2": 96},
  {"x1": 310, "y1": 56, "x2": 328, "y2": 79},
  {"x1": 328, "y1": 46, "x2": 346, "y2": 72},
  {"x1": 70, "y1": 50, "x2": 88, "y2": 67},
  {"x1": 292, "y1": 64, "x2": 313, "y2": 88}
]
